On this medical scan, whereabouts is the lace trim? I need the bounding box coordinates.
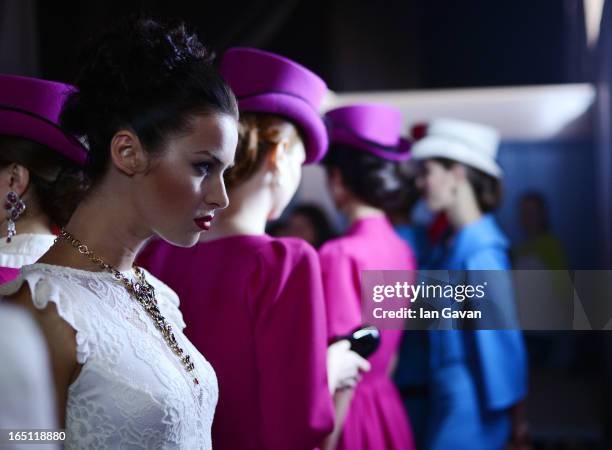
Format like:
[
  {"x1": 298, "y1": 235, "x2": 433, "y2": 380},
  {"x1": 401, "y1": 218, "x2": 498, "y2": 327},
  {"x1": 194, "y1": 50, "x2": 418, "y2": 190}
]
[
  {"x1": 0, "y1": 262, "x2": 216, "y2": 449},
  {"x1": 20, "y1": 263, "x2": 186, "y2": 330},
  {"x1": 0, "y1": 263, "x2": 186, "y2": 362}
]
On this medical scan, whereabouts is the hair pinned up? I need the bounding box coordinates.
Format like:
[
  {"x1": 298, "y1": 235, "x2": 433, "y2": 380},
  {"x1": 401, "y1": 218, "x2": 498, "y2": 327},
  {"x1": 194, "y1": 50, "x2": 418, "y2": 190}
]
[
  {"x1": 322, "y1": 143, "x2": 420, "y2": 215},
  {"x1": 0, "y1": 136, "x2": 89, "y2": 227},
  {"x1": 224, "y1": 113, "x2": 300, "y2": 191},
  {"x1": 61, "y1": 16, "x2": 238, "y2": 186}
]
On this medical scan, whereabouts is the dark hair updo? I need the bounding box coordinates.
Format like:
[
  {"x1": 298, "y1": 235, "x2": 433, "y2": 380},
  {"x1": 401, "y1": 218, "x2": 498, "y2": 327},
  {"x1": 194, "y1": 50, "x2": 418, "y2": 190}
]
[
  {"x1": 61, "y1": 17, "x2": 238, "y2": 187},
  {"x1": 0, "y1": 136, "x2": 88, "y2": 227},
  {"x1": 321, "y1": 144, "x2": 419, "y2": 215}
]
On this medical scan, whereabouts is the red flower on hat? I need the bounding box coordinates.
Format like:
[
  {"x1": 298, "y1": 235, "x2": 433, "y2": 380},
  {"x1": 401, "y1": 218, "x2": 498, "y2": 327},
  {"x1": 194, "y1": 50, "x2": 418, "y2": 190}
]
[{"x1": 411, "y1": 123, "x2": 428, "y2": 141}]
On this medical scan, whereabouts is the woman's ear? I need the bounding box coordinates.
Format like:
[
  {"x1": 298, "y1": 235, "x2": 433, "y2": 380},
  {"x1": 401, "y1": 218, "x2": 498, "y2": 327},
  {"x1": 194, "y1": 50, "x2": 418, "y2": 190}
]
[
  {"x1": 327, "y1": 167, "x2": 348, "y2": 201},
  {"x1": 266, "y1": 139, "x2": 290, "y2": 172},
  {"x1": 4, "y1": 164, "x2": 30, "y2": 197},
  {"x1": 110, "y1": 129, "x2": 149, "y2": 176},
  {"x1": 265, "y1": 140, "x2": 291, "y2": 186}
]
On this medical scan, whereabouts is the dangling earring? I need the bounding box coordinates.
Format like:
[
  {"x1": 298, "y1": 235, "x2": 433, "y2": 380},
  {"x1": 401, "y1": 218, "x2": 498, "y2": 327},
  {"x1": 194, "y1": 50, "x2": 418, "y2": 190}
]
[{"x1": 4, "y1": 190, "x2": 25, "y2": 243}]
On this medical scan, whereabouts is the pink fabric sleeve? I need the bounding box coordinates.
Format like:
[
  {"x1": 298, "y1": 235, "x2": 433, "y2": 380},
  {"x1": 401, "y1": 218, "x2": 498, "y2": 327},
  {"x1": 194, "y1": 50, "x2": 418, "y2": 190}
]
[
  {"x1": 318, "y1": 243, "x2": 362, "y2": 339},
  {"x1": 0, "y1": 267, "x2": 20, "y2": 284},
  {"x1": 250, "y1": 239, "x2": 334, "y2": 450}
]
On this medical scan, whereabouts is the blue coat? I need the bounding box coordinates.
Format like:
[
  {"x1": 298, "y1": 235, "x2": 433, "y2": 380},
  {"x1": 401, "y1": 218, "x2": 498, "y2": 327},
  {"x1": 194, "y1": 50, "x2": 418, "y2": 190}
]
[
  {"x1": 394, "y1": 224, "x2": 431, "y2": 268},
  {"x1": 396, "y1": 215, "x2": 528, "y2": 450}
]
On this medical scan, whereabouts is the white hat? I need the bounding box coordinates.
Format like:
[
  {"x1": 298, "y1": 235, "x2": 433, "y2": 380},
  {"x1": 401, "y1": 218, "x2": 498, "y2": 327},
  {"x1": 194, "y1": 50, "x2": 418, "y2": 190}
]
[{"x1": 411, "y1": 118, "x2": 503, "y2": 178}]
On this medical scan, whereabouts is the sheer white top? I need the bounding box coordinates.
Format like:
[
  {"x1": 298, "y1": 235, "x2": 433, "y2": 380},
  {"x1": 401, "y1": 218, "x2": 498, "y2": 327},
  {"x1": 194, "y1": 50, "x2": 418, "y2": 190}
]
[{"x1": 0, "y1": 263, "x2": 218, "y2": 449}]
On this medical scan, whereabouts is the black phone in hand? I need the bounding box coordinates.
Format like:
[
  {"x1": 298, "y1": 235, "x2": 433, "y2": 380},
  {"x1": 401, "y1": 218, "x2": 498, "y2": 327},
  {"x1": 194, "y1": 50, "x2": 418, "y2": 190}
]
[{"x1": 342, "y1": 325, "x2": 381, "y2": 359}]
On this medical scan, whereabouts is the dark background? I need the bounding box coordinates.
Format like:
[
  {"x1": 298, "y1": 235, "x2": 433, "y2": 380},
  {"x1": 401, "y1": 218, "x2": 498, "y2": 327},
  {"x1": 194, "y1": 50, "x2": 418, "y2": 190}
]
[{"x1": 37, "y1": 0, "x2": 590, "y2": 90}]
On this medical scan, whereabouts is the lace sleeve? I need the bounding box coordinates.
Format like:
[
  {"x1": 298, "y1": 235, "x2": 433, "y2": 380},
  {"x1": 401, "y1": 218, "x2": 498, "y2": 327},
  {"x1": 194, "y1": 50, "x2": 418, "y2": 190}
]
[{"x1": 0, "y1": 263, "x2": 217, "y2": 450}]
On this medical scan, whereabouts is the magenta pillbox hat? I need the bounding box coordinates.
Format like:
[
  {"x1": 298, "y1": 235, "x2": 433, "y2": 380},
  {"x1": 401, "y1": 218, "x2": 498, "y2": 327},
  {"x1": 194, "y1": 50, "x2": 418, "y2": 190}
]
[
  {"x1": 324, "y1": 104, "x2": 411, "y2": 161},
  {"x1": 0, "y1": 74, "x2": 87, "y2": 165},
  {"x1": 220, "y1": 48, "x2": 328, "y2": 164}
]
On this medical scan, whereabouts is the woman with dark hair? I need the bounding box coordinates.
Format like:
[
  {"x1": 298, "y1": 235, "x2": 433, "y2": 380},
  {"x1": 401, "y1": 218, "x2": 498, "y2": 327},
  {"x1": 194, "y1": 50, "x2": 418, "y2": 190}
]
[
  {"x1": 319, "y1": 104, "x2": 416, "y2": 450},
  {"x1": 285, "y1": 203, "x2": 337, "y2": 248},
  {"x1": 1, "y1": 17, "x2": 239, "y2": 449},
  {"x1": 139, "y1": 48, "x2": 370, "y2": 450},
  {"x1": 0, "y1": 75, "x2": 88, "y2": 283},
  {"x1": 405, "y1": 118, "x2": 528, "y2": 450}
]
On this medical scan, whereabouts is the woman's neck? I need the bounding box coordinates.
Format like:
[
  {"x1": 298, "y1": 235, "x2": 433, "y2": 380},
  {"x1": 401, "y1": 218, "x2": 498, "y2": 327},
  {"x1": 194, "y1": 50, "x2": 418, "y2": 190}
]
[
  {"x1": 344, "y1": 201, "x2": 386, "y2": 227},
  {"x1": 446, "y1": 185, "x2": 483, "y2": 231},
  {"x1": 39, "y1": 184, "x2": 150, "y2": 272}
]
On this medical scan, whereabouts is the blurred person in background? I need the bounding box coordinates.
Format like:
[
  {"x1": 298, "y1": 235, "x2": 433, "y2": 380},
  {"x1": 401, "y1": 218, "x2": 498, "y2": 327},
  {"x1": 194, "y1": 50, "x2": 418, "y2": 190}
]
[
  {"x1": 385, "y1": 154, "x2": 431, "y2": 266},
  {"x1": 0, "y1": 75, "x2": 88, "y2": 283},
  {"x1": 139, "y1": 48, "x2": 370, "y2": 450},
  {"x1": 512, "y1": 191, "x2": 568, "y2": 270},
  {"x1": 0, "y1": 304, "x2": 59, "y2": 450},
  {"x1": 513, "y1": 191, "x2": 575, "y2": 390},
  {"x1": 0, "y1": 74, "x2": 87, "y2": 449},
  {"x1": 284, "y1": 202, "x2": 338, "y2": 249},
  {"x1": 319, "y1": 103, "x2": 417, "y2": 450},
  {"x1": 265, "y1": 217, "x2": 290, "y2": 237},
  {"x1": 400, "y1": 118, "x2": 529, "y2": 450}
]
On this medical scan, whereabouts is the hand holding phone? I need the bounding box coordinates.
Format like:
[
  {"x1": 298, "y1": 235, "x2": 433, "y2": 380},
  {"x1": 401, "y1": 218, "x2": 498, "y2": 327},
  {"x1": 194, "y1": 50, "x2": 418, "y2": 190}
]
[{"x1": 342, "y1": 325, "x2": 381, "y2": 359}]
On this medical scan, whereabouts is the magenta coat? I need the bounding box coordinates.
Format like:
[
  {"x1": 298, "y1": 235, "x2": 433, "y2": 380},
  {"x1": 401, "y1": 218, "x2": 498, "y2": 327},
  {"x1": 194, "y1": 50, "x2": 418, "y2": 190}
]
[
  {"x1": 139, "y1": 235, "x2": 334, "y2": 450},
  {"x1": 319, "y1": 216, "x2": 417, "y2": 450}
]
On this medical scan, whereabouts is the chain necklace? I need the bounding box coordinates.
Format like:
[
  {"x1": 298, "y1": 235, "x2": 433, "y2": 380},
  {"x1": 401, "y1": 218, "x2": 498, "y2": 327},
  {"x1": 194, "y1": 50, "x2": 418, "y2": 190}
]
[{"x1": 56, "y1": 229, "x2": 200, "y2": 387}]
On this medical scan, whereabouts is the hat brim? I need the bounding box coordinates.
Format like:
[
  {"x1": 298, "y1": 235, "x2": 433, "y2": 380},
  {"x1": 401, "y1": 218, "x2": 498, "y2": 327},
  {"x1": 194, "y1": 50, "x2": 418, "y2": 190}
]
[
  {"x1": 238, "y1": 93, "x2": 327, "y2": 164},
  {"x1": 411, "y1": 136, "x2": 502, "y2": 178},
  {"x1": 0, "y1": 109, "x2": 87, "y2": 166},
  {"x1": 373, "y1": 137, "x2": 412, "y2": 161},
  {"x1": 331, "y1": 130, "x2": 412, "y2": 161}
]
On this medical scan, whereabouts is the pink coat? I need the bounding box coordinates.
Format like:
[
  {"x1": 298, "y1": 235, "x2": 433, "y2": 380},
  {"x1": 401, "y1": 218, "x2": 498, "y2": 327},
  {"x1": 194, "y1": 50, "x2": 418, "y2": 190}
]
[
  {"x1": 139, "y1": 235, "x2": 334, "y2": 450},
  {"x1": 319, "y1": 216, "x2": 417, "y2": 450},
  {"x1": 0, "y1": 267, "x2": 19, "y2": 284}
]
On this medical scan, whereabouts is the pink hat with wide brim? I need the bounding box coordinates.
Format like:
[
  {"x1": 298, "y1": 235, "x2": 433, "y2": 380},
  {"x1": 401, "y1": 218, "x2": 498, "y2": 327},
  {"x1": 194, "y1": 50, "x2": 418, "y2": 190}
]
[
  {"x1": 324, "y1": 104, "x2": 412, "y2": 161},
  {"x1": 220, "y1": 48, "x2": 328, "y2": 164},
  {"x1": 0, "y1": 74, "x2": 88, "y2": 166}
]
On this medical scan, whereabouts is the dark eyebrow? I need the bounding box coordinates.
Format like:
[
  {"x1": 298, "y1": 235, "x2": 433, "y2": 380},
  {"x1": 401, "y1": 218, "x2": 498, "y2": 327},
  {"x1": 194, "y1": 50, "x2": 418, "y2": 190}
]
[{"x1": 196, "y1": 150, "x2": 233, "y2": 169}]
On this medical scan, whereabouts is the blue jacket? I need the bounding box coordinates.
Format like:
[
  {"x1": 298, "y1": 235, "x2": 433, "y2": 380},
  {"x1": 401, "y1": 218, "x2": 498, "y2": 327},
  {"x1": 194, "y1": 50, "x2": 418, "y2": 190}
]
[
  {"x1": 395, "y1": 215, "x2": 528, "y2": 450},
  {"x1": 426, "y1": 214, "x2": 528, "y2": 411}
]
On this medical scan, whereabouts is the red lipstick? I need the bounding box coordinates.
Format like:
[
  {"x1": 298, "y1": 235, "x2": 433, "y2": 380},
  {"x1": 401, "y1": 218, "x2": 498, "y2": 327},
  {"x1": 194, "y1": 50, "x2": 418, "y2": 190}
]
[{"x1": 194, "y1": 215, "x2": 214, "y2": 231}]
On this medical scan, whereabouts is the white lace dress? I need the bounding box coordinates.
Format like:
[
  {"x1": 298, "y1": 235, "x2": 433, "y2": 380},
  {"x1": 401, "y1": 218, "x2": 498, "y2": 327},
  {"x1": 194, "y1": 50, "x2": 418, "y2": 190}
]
[{"x1": 0, "y1": 263, "x2": 218, "y2": 449}]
